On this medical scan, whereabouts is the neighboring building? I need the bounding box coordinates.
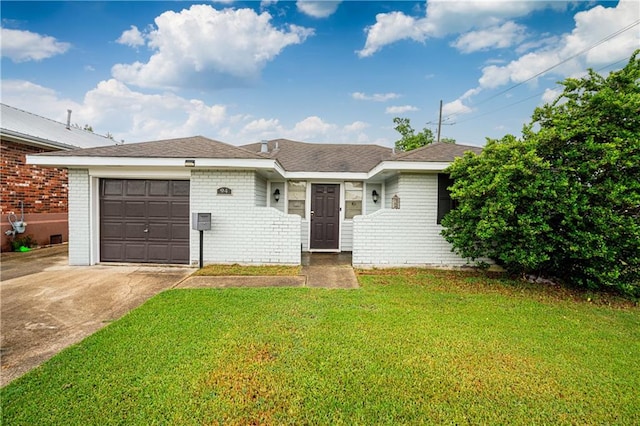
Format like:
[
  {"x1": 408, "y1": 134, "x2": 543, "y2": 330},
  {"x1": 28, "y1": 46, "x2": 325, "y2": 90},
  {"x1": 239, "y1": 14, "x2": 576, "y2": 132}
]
[
  {"x1": 1, "y1": 104, "x2": 113, "y2": 251},
  {"x1": 27, "y1": 136, "x2": 482, "y2": 267}
]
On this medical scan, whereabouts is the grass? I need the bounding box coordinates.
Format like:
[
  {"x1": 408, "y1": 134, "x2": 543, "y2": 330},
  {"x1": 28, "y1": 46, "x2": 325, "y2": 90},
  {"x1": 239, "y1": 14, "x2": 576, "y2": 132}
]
[
  {"x1": 2, "y1": 269, "x2": 639, "y2": 425},
  {"x1": 192, "y1": 263, "x2": 301, "y2": 276}
]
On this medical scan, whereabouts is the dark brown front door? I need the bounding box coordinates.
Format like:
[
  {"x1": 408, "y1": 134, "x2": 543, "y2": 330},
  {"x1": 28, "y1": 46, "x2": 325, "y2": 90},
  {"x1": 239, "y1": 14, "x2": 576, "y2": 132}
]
[
  {"x1": 100, "y1": 179, "x2": 190, "y2": 264},
  {"x1": 310, "y1": 184, "x2": 340, "y2": 250}
]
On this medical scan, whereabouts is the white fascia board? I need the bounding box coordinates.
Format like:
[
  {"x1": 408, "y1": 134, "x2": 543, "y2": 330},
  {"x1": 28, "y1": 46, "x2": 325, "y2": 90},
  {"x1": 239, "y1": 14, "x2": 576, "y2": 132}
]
[
  {"x1": 26, "y1": 155, "x2": 280, "y2": 170},
  {"x1": 368, "y1": 160, "x2": 452, "y2": 178},
  {"x1": 88, "y1": 167, "x2": 191, "y2": 179},
  {"x1": 283, "y1": 171, "x2": 370, "y2": 180}
]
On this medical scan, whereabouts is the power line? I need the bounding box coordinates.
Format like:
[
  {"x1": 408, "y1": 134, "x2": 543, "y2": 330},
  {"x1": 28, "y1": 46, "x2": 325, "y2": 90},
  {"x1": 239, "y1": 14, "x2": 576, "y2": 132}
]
[
  {"x1": 452, "y1": 55, "x2": 633, "y2": 126},
  {"x1": 440, "y1": 19, "x2": 640, "y2": 124}
]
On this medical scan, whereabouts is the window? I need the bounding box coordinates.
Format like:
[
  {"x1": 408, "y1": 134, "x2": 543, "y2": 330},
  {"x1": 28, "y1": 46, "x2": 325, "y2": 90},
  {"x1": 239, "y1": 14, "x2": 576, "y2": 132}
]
[
  {"x1": 287, "y1": 181, "x2": 307, "y2": 218},
  {"x1": 344, "y1": 181, "x2": 363, "y2": 219},
  {"x1": 437, "y1": 174, "x2": 456, "y2": 224}
]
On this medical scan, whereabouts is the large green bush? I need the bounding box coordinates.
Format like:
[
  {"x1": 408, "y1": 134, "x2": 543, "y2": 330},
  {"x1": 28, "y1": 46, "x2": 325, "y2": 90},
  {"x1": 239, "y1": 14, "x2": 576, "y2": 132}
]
[{"x1": 442, "y1": 51, "x2": 640, "y2": 295}]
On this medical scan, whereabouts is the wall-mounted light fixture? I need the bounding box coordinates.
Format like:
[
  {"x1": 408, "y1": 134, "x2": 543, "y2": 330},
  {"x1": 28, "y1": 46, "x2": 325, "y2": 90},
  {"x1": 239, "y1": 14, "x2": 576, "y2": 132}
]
[
  {"x1": 372, "y1": 189, "x2": 379, "y2": 204},
  {"x1": 184, "y1": 159, "x2": 195, "y2": 167},
  {"x1": 273, "y1": 188, "x2": 280, "y2": 203}
]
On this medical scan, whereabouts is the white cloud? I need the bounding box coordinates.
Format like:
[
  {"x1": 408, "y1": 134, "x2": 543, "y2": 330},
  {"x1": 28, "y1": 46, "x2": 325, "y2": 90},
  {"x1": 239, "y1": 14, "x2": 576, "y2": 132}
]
[
  {"x1": 442, "y1": 99, "x2": 472, "y2": 116},
  {"x1": 351, "y1": 92, "x2": 400, "y2": 102},
  {"x1": 358, "y1": 0, "x2": 563, "y2": 57},
  {"x1": 1, "y1": 78, "x2": 387, "y2": 146},
  {"x1": 461, "y1": 88, "x2": 481, "y2": 100},
  {"x1": 111, "y1": 5, "x2": 314, "y2": 90},
  {"x1": 1, "y1": 28, "x2": 70, "y2": 62},
  {"x1": 357, "y1": 11, "x2": 427, "y2": 58},
  {"x1": 260, "y1": 0, "x2": 278, "y2": 8},
  {"x1": 452, "y1": 21, "x2": 526, "y2": 53},
  {"x1": 116, "y1": 25, "x2": 146, "y2": 47},
  {"x1": 289, "y1": 116, "x2": 336, "y2": 140},
  {"x1": 541, "y1": 88, "x2": 562, "y2": 104},
  {"x1": 1, "y1": 80, "x2": 82, "y2": 122},
  {"x1": 296, "y1": 1, "x2": 342, "y2": 18},
  {"x1": 344, "y1": 121, "x2": 369, "y2": 132},
  {"x1": 385, "y1": 105, "x2": 418, "y2": 114},
  {"x1": 423, "y1": 0, "x2": 564, "y2": 37},
  {"x1": 478, "y1": 0, "x2": 640, "y2": 90}
]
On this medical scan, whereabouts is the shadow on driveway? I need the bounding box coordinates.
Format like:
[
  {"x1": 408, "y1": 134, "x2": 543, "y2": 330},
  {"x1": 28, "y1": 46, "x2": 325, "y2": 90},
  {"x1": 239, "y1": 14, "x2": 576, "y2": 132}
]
[{"x1": 0, "y1": 245, "x2": 193, "y2": 387}]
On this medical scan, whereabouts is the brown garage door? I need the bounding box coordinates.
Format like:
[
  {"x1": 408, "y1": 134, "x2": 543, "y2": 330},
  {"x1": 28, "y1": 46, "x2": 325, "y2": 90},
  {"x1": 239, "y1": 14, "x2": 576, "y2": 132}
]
[{"x1": 100, "y1": 179, "x2": 190, "y2": 264}]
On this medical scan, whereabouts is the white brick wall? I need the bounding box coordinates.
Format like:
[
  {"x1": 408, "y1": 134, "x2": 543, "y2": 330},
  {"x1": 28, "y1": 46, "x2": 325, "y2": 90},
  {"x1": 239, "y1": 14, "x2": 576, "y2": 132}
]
[
  {"x1": 300, "y1": 219, "x2": 309, "y2": 251},
  {"x1": 190, "y1": 170, "x2": 300, "y2": 265},
  {"x1": 365, "y1": 183, "x2": 382, "y2": 214},
  {"x1": 255, "y1": 174, "x2": 267, "y2": 207},
  {"x1": 341, "y1": 220, "x2": 353, "y2": 251},
  {"x1": 353, "y1": 173, "x2": 471, "y2": 267},
  {"x1": 68, "y1": 169, "x2": 91, "y2": 265},
  {"x1": 270, "y1": 182, "x2": 285, "y2": 213}
]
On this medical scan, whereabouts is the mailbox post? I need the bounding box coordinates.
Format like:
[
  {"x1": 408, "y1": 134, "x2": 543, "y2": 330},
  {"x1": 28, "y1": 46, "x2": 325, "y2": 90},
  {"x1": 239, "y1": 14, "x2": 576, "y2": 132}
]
[{"x1": 192, "y1": 213, "x2": 212, "y2": 269}]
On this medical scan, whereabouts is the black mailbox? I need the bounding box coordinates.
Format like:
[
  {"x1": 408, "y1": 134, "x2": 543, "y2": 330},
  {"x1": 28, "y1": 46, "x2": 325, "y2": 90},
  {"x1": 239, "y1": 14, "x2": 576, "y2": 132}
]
[{"x1": 192, "y1": 212, "x2": 211, "y2": 231}]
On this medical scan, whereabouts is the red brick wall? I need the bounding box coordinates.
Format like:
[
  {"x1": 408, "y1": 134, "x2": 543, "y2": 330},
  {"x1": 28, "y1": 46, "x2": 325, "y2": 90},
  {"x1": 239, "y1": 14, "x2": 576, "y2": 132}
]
[{"x1": 1, "y1": 140, "x2": 68, "y2": 215}]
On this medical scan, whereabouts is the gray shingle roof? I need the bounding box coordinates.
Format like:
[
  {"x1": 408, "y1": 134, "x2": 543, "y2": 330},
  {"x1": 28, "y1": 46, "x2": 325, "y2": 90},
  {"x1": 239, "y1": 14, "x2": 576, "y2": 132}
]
[
  {"x1": 241, "y1": 139, "x2": 393, "y2": 173},
  {"x1": 39, "y1": 136, "x2": 266, "y2": 159},
  {"x1": 1, "y1": 103, "x2": 113, "y2": 149},
  {"x1": 392, "y1": 142, "x2": 482, "y2": 162}
]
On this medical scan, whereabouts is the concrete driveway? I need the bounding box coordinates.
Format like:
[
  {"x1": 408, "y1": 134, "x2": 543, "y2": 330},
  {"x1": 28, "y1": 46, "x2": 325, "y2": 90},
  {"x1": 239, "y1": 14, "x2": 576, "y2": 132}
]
[{"x1": 0, "y1": 245, "x2": 193, "y2": 387}]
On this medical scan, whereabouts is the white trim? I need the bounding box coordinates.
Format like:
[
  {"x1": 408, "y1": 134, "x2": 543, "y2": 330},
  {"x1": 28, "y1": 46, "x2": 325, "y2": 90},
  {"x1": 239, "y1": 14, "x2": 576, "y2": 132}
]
[
  {"x1": 27, "y1": 155, "x2": 451, "y2": 180},
  {"x1": 26, "y1": 155, "x2": 280, "y2": 170},
  {"x1": 90, "y1": 177, "x2": 100, "y2": 265},
  {"x1": 285, "y1": 171, "x2": 369, "y2": 180},
  {"x1": 368, "y1": 160, "x2": 452, "y2": 178},
  {"x1": 88, "y1": 167, "x2": 191, "y2": 179}
]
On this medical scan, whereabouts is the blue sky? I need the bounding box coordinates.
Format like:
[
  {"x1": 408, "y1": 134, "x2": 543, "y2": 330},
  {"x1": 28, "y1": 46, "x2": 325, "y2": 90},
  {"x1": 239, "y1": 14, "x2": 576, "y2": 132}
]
[{"x1": 1, "y1": 1, "x2": 638, "y2": 147}]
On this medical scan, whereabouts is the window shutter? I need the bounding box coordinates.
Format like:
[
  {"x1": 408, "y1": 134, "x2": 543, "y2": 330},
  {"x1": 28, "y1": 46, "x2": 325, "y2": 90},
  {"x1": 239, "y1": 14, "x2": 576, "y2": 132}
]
[{"x1": 437, "y1": 173, "x2": 455, "y2": 224}]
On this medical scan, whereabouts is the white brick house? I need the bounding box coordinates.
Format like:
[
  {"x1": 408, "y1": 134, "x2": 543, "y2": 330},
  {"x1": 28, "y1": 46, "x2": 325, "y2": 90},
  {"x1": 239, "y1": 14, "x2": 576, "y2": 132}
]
[{"x1": 28, "y1": 136, "x2": 481, "y2": 267}]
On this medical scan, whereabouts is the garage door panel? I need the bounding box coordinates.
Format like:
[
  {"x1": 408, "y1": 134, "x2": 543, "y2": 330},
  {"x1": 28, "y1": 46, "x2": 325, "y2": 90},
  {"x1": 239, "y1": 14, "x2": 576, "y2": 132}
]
[
  {"x1": 101, "y1": 179, "x2": 190, "y2": 264},
  {"x1": 101, "y1": 243, "x2": 124, "y2": 261},
  {"x1": 170, "y1": 245, "x2": 190, "y2": 263},
  {"x1": 148, "y1": 244, "x2": 170, "y2": 262},
  {"x1": 102, "y1": 200, "x2": 124, "y2": 218},
  {"x1": 125, "y1": 223, "x2": 147, "y2": 240},
  {"x1": 172, "y1": 181, "x2": 190, "y2": 196},
  {"x1": 101, "y1": 222, "x2": 124, "y2": 239},
  {"x1": 126, "y1": 180, "x2": 146, "y2": 196},
  {"x1": 124, "y1": 244, "x2": 146, "y2": 261},
  {"x1": 124, "y1": 201, "x2": 146, "y2": 217},
  {"x1": 171, "y1": 201, "x2": 190, "y2": 217},
  {"x1": 149, "y1": 180, "x2": 170, "y2": 196},
  {"x1": 102, "y1": 180, "x2": 123, "y2": 196},
  {"x1": 171, "y1": 223, "x2": 190, "y2": 240},
  {"x1": 147, "y1": 223, "x2": 170, "y2": 240},
  {"x1": 148, "y1": 201, "x2": 170, "y2": 217}
]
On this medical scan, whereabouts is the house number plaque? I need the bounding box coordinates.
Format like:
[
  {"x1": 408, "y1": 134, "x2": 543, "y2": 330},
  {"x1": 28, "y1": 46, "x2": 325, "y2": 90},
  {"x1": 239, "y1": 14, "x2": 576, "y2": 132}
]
[{"x1": 217, "y1": 187, "x2": 232, "y2": 195}]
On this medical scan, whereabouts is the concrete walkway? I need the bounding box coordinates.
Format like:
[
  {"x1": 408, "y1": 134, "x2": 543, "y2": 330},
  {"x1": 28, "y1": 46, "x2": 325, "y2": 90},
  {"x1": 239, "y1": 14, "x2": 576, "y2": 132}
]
[{"x1": 176, "y1": 253, "x2": 359, "y2": 290}]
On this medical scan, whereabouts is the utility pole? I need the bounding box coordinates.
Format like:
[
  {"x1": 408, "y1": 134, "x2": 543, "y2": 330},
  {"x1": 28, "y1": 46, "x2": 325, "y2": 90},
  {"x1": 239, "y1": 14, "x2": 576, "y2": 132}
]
[{"x1": 436, "y1": 99, "x2": 442, "y2": 143}]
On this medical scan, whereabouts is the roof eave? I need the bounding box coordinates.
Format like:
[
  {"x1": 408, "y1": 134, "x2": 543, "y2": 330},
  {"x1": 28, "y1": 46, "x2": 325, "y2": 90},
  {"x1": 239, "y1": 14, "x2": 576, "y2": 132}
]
[
  {"x1": 26, "y1": 155, "x2": 282, "y2": 171},
  {"x1": 368, "y1": 160, "x2": 452, "y2": 179},
  {"x1": 1, "y1": 129, "x2": 76, "y2": 151}
]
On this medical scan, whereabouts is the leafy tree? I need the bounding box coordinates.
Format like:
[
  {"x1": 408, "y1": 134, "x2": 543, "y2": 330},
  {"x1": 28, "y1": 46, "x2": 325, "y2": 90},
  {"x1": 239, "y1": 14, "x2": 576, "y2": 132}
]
[
  {"x1": 440, "y1": 137, "x2": 456, "y2": 144},
  {"x1": 442, "y1": 51, "x2": 640, "y2": 295},
  {"x1": 393, "y1": 117, "x2": 434, "y2": 152}
]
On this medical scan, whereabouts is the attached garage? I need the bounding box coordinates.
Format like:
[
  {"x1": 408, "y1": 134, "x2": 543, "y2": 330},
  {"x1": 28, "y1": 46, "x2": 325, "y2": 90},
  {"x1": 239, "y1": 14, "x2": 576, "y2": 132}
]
[{"x1": 100, "y1": 179, "x2": 190, "y2": 264}]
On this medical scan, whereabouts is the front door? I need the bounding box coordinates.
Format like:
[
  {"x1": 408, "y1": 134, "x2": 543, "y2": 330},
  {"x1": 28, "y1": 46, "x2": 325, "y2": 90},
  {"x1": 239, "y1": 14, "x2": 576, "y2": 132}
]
[{"x1": 310, "y1": 184, "x2": 340, "y2": 250}]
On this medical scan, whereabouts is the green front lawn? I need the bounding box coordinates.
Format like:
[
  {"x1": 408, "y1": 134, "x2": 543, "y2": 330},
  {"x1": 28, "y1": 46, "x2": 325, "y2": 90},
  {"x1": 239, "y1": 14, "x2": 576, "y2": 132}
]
[{"x1": 2, "y1": 270, "x2": 639, "y2": 425}]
